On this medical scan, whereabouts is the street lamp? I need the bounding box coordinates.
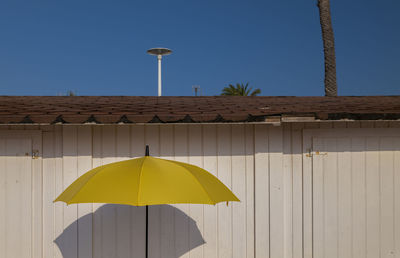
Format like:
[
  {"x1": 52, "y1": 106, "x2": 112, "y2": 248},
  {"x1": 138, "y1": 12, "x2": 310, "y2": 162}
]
[{"x1": 147, "y1": 48, "x2": 172, "y2": 96}]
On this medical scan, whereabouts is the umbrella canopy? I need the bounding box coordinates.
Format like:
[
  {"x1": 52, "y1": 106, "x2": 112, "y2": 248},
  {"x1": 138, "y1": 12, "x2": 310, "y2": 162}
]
[
  {"x1": 54, "y1": 146, "x2": 239, "y2": 258},
  {"x1": 54, "y1": 155, "x2": 239, "y2": 206}
]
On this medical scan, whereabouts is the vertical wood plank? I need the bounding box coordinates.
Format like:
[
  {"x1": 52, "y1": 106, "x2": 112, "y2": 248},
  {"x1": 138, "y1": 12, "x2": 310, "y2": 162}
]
[
  {"x1": 216, "y1": 124, "x2": 232, "y2": 258},
  {"x1": 43, "y1": 131, "x2": 56, "y2": 258},
  {"x1": 380, "y1": 137, "x2": 395, "y2": 258},
  {"x1": 159, "y1": 125, "x2": 175, "y2": 258},
  {"x1": 245, "y1": 124, "x2": 255, "y2": 258},
  {"x1": 312, "y1": 137, "x2": 324, "y2": 258},
  {"x1": 101, "y1": 125, "x2": 117, "y2": 258},
  {"x1": 92, "y1": 126, "x2": 103, "y2": 258},
  {"x1": 254, "y1": 124, "x2": 269, "y2": 258},
  {"x1": 115, "y1": 125, "x2": 131, "y2": 257},
  {"x1": 188, "y1": 125, "x2": 205, "y2": 258},
  {"x1": 130, "y1": 125, "x2": 146, "y2": 257},
  {"x1": 394, "y1": 137, "x2": 400, "y2": 258},
  {"x1": 174, "y1": 125, "x2": 190, "y2": 258},
  {"x1": 77, "y1": 126, "x2": 93, "y2": 258},
  {"x1": 62, "y1": 126, "x2": 78, "y2": 257},
  {"x1": 337, "y1": 137, "x2": 351, "y2": 258},
  {"x1": 282, "y1": 124, "x2": 293, "y2": 258},
  {"x1": 351, "y1": 137, "x2": 366, "y2": 258},
  {"x1": 231, "y1": 125, "x2": 246, "y2": 258},
  {"x1": 323, "y1": 138, "x2": 338, "y2": 258},
  {"x1": 203, "y1": 125, "x2": 218, "y2": 258},
  {"x1": 31, "y1": 131, "x2": 42, "y2": 258},
  {"x1": 5, "y1": 138, "x2": 33, "y2": 258},
  {"x1": 269, "y1": 126, "x2": 284, "y2": 258},
  {"x1": 365, "y1": 137, "x2": 380, "y2": 258},
  {"x1": 291, "y1": 123, "x2": 303, "y2": 258},
  {"x1": 145, "y1": 125, "x2": 161, "y2": 258},
  {"x1": 0, "y1": 138, "x2": 5, "y2": 258},
  {"x1": 54, "y1": 126, "x2": 64, "y2": 258}
]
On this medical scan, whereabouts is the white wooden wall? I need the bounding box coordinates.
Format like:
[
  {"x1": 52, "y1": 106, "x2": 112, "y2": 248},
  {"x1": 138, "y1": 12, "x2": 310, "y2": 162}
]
[{"x1": 0, "y1": 121, "x2": 399, "y2": 258}]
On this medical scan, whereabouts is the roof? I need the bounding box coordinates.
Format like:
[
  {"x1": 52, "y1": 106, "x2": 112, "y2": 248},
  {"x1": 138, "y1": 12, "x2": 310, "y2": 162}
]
[{"x1": 0, "y1": 96, "x2": 399, "y2": 124}]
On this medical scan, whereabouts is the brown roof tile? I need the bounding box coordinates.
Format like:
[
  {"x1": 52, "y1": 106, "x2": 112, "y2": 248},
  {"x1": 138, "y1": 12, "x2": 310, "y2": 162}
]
[{"x1": 0, "y1": 96, "x2": 399, "y2": 124}]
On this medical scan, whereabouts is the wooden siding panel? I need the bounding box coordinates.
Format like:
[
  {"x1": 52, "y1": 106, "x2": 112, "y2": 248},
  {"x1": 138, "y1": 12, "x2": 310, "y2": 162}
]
[
  {"x1": 269, "y1": 126, "x2": 284, "y2": 258},
  {"x1": 159, "y1": 125, "x2": 175, "y2": 258},
  {"x1": 351, "y1": 137, "x2": 367, "y2": 258},
  {"x1": 216, "y1": 124, "x2": 233, "y2": 258},
  {"x1": 231, "y1": 125, "x2": 247, "y2": 258},
  {"x1": 62, "y1": 126, "x2": 78, "y2": 257},
  {"x1": 365, "y1": 137, "x2": 380, "y2": 258},
  {"x1": 394, "y1": 137, "x2": 400, "y2": 258},
  {"x1": 43, "y1": 130, "x2": 56, "y2": 258},
  {"x1": 92, "y1": 125, "x2": 103, "y2": 258},
  {"x1": 283, "y1": 124, "x2": 293, "y2": 258},
  {"x1": 188, "y1": 125, "x2": 205, "y2": 258},
  {"x1": 380, "y1": 137, "x2": 395, "y2": 258},
  {"x1": 254, "y1": 125, "x2": 269, "y2": 258},
  {"x1": 101, "y1": 125, "x2": 118, "y2": 257},
  {"x1": 130, "y1": 125, "x2": 146, "y2": 257},
  {"x1": 337, "y1": 137, "x2": 352, "y2": 258},
  {"x1": 54, "y1": 126, "x2": 64, "y2": 258},
  {"x1": 174, "y1": 125, "x2": 190, "y2": 258},
  {"x1": 0, "y1": 138, "x2": 5, "y2": 258},
  {"x1": 115, "y1": 125, "x2": 131, "y2": 257},
  {"x1": 291, "y1": 123, "x2": 303, "y2": 258},
  {"x1": 77, "y1": 125, "x2": 93, "y2": 258},
  {"x1": 245, "y1": 124, "x2": 255, "y2": 258},
  {"x1": 146, "y1": 125, "x2": 162, "y2": 258},
  {"x1": 4, "y1": 122, "x2": 400, "y2": 258},
  {"x1": 202, "y1": 125, "x2": 218, "y2": 258}
]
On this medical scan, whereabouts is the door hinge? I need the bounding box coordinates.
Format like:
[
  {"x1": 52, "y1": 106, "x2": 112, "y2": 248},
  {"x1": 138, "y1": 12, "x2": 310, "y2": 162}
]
[
  {"x1": 32, "y1": 150, "x2": 40, "y2": 159},
  {"x1": 306, "y1": 149, "x2": 328, "y2": 157}
]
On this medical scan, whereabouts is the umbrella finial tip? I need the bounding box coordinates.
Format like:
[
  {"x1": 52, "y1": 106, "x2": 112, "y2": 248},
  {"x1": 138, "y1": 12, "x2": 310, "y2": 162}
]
[{"x1": 145, "y1": 145, "x2": 149, "y2": 156}]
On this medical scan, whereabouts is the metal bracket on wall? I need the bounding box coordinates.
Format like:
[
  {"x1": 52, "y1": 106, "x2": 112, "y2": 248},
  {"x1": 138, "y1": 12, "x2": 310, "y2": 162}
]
[
  {"x1": 306, "y1": 149, "x2": 328, "y2": 157},
  {"x1": 32, "y1": 149, "x2": 39, "y2": 159}
]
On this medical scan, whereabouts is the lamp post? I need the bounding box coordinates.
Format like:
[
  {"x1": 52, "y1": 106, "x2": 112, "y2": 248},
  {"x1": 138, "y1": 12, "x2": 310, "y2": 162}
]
[{"x1": 147, "y1": 48, "x2": 172, "y2": 96}]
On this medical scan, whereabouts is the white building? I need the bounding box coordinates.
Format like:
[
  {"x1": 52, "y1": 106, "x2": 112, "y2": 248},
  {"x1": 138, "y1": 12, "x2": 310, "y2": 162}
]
[{"x1": 0, "y1": 96, "x2": 399, "y2": 258}]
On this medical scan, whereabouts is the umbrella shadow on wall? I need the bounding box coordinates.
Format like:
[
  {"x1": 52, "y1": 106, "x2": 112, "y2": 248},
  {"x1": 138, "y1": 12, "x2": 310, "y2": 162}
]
[{"x1": 55, "y1": 204, "x2": 205, "y2": 258}]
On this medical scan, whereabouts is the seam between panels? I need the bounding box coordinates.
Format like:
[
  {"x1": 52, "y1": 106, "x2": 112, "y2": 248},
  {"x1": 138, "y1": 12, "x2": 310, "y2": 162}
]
[
  {"x1": 267, "y1": 126, "x2": 271, "y2": 258},
  {"x1": 364, "y1": 138, "x2": 367, "y2": 258},
  {"x1": 230, "y1": 125, "x2": 233, "y2": 258},
  {"x1": 216, "y1": 124, "x2": 219, "y2": 258},
  {"x1": 201, "y1": 124, "x2": 205, "y2": 257},
  {"x1": 91, "y1": 125, "x2": 95, "y2": 258},
  {"x1": 253, "y1": 124, "x2": 256, "y2": 258},
  {"x1": 244, "y1": 124, "x2": 248, "y2": 258},
  {"x1": 392, "y1": 140, "x2": 395, "y2": 258},
  {"x1": 76, "y1": 126, "x2": 79, "y2": 258}
]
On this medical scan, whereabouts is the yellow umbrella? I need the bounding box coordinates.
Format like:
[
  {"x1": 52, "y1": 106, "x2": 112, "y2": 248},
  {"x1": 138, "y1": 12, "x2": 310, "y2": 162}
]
[{"x1": 54, "y1": 145, "x2": 239, "y2": 257}]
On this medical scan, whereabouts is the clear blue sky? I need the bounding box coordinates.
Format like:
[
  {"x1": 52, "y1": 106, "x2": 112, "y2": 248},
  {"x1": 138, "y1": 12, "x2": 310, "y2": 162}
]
[{"x1": 1, "y1": 0, "x2": 399, "y2": 96}]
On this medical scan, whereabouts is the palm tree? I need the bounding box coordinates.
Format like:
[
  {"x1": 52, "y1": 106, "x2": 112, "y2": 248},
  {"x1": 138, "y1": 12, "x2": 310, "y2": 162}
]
[
  {"x1": 221, "y1": 83, "x2": 261, "y2": 96},
  {"x1": 318, "y1": 0, "x2": 337, "y2": 96}
]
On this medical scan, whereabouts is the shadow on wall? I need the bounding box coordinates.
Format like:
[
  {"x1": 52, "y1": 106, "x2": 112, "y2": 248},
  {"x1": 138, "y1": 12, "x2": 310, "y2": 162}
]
[{"x1": 54, "y1": 204, "x2": 205, "y2": 258}]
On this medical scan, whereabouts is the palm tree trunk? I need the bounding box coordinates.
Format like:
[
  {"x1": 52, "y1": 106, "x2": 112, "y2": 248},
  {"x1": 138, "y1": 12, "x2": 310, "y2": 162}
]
[{"x1": 318, "y1": 0, "x2": 337, "y2": 96}]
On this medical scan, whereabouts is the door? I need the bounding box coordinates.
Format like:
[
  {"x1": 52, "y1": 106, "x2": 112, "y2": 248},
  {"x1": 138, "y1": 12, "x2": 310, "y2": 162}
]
[
  {"x1": 308, "y1": 128, "x2": 400, "y2": 258},
  {"x1": 0, "y1": 131, "x2": 42, "y2": 258}
]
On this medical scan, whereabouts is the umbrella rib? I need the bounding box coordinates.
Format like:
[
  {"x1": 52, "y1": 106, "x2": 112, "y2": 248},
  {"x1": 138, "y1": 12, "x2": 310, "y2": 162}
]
[
  {"x1": 136, "y1": 157, "x2": 147, "y2": 206},
  {"x1": 65, "y1": 165, "x2": 106, "y2": 204},
  {"x1": 185, "y1": 170, "x2": 216, "y2": 205},
  {"x1": 162, "y1": 159, "x2": 216, "y2": 205}
]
